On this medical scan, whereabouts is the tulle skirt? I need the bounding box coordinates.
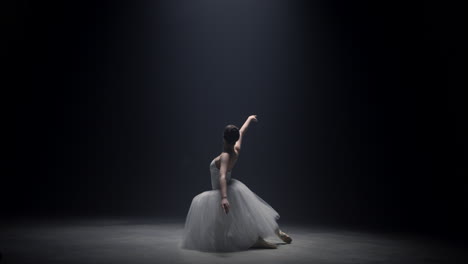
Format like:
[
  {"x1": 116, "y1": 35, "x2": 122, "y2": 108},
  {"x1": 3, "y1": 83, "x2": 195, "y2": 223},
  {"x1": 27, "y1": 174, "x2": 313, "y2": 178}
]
[{"x1": 179, "y1": 178, "x2": 280, "y2": 252}]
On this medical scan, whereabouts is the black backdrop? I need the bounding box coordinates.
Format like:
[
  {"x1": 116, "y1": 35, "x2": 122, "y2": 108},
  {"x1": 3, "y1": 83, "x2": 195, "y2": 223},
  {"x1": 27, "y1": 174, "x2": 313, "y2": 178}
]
[{"x1": 3, "y1": 0, "x2": 467, "y2": 239}]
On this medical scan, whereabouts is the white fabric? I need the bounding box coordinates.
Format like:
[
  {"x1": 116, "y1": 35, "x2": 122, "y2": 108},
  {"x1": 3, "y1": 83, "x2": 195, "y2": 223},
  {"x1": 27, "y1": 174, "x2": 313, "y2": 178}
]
[{"x1": 179, "y1": 158, "x2": 281, "y2": 252}]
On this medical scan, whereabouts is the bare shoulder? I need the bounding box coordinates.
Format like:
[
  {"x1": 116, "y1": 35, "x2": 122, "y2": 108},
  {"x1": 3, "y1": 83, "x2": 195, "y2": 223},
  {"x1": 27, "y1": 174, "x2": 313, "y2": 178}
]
[
  {"x1": 215, "y1": 152, "x2": 229, "y2": 165},
  {"x1": 219, "y1": 152, "x2": 230, "y2": 160},
  {"x1": 234, "y1": 144, "x2": 241, "y2": 152},
  {"x1": 215, "y1": 151, "x2": 239, "y2": 171}
]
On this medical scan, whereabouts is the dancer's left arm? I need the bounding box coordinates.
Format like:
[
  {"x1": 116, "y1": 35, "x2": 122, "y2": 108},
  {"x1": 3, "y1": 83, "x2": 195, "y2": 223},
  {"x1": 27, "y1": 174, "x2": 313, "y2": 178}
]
[{"x1": 219, "y1": 152, "x2": 231, "y2": 214}]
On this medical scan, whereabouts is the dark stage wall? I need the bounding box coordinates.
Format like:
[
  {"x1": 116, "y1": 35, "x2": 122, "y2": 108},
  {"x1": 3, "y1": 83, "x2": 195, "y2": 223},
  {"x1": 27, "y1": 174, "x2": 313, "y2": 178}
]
[{"x1": 3, "y1": 0, "x2": 467, "y2": 238}]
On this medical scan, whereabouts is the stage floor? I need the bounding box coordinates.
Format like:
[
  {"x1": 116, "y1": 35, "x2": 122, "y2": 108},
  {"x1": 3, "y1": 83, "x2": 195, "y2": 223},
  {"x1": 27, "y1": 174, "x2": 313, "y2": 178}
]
[{"x1": 0, "y1": 217, "x2": 466, "y2": 264}]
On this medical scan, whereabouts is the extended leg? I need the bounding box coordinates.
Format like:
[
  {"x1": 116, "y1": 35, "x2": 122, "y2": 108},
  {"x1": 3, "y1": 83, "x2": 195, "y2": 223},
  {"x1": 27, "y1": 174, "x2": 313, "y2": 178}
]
[{"x1": 250, "y1": 236, "x2": 277, "y2": 249}]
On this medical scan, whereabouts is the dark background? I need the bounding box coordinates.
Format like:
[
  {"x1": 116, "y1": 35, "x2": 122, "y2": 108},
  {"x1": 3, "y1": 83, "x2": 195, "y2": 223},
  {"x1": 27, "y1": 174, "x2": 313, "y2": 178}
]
[{"x1": 3, "y1": 0, "x2": 467, "y2": 239}]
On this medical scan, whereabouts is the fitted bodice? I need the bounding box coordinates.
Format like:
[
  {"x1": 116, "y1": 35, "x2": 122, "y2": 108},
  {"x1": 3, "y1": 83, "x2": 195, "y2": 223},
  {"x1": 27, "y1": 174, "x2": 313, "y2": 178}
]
[{"x1": 210, "y1": 158, "x2": 232, "y2": 190}]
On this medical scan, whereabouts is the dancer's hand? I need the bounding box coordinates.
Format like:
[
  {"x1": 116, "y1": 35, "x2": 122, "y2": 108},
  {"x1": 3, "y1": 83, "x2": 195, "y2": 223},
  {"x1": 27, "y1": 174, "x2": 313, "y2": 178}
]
[
  {"x1": 221, "y1": 198, "x2": 230, "y2": 214},
  {"x1": 249, "y1": 115, "x2": 258, "y2": 122}
]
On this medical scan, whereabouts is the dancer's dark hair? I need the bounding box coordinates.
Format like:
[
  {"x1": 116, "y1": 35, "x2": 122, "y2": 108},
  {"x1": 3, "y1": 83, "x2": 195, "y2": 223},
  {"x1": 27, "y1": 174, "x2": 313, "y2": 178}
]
[{"x1": 223, "y1": 125, "x2": 240, "y2": 145}]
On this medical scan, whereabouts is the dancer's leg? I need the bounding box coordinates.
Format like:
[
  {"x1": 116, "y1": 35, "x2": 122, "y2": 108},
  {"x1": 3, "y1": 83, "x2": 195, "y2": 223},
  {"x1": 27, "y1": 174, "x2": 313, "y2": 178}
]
[{"x1": 250, "y1": 236, "x2": 277, "y2": 249}]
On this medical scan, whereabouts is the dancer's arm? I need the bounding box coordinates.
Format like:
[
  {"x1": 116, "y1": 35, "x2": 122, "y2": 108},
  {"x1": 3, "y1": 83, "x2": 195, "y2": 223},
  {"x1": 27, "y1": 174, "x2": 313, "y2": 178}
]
[
  {"x1": 235, "y1": 115, "x2": 258, "y2": 152},
  {"x1": 219, "y1": 152, "x2": 230, "y2": 214}
]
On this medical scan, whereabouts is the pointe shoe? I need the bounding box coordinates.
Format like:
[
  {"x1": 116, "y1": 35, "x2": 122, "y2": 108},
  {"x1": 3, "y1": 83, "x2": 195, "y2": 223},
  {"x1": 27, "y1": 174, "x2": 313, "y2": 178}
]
[
  {"x1": 251, "y1": 237, "x2": 278, "y2": 249},
  {"x1": 279, "y1": 230, "x2": 292, "y2": 244}
]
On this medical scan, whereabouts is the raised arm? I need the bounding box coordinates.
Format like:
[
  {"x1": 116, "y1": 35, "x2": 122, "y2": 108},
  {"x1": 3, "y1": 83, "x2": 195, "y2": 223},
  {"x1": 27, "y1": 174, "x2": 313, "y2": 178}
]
[
  {"x1": 234, "y1": 115, "x2": 258, "y2": 152},
  {"x1": 219, "y1": 152, "x2": 230, "y2": 214}
]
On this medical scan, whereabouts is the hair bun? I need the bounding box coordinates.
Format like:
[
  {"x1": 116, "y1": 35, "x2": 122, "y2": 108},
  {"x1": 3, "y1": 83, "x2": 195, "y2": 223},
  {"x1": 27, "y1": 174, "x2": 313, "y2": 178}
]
[{"x1": 223, "y1": 124, "x2": 240, "y2": 144}]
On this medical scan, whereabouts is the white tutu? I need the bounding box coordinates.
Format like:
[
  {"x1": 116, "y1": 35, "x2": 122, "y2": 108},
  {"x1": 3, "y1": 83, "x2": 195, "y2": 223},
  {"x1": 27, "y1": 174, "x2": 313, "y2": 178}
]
[{"x1": 179, "y1": 158, "x2": 280, "y2": 252}]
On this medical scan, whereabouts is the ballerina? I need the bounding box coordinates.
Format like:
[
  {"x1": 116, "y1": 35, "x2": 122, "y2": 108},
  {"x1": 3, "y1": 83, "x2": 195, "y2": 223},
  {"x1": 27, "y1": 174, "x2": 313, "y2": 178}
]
[{"x1": 180, "y1": 115, "x2": 292, "y2": 252}]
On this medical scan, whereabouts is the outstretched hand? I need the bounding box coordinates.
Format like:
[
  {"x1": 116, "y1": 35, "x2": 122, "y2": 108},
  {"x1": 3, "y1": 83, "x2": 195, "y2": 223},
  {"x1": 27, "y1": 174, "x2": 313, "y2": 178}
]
[
  {"x1": 221, "y1": 198, "x2": 230, "y2": 214},
  {"x1": 249, "y1": 115, "x2": 258, "y2": 122}
]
